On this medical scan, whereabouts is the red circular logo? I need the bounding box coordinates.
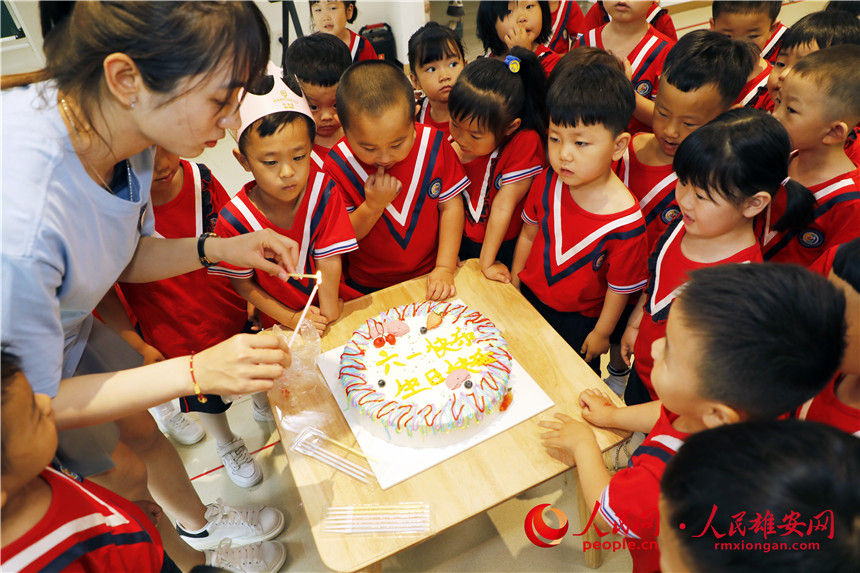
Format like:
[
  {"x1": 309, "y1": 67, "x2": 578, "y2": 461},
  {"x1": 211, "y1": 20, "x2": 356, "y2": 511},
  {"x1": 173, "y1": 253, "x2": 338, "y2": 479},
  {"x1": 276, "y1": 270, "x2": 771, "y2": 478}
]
[{"x1": 524, "y1": 503, "x2": 569, "y2": 548}]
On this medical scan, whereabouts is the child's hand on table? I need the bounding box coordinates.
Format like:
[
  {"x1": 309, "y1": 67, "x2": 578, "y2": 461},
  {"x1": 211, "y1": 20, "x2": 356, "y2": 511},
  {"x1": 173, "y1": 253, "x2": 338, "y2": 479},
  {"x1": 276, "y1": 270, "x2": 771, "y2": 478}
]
[
  {"x1": 581, "y1": 329, "x2": 610, "y2": 363},
  {"x1": 539, "y1": 413, "x2": 598, "y2": 465},
  {"x1": 579, "y1": 388, "x2": 620, "y2": 428},
  {"x1": 481, "y1": 262, "x2": 511, "y2": 283},
  {"x1": 427, "y1": 266, "x2": 456, "y2": 300},
  {"x1": 365, "y1": 167, "x2": 402, "y2": 211},
  {"x1": 290, "y1": 305, "x2": 329, "y2": 334}
]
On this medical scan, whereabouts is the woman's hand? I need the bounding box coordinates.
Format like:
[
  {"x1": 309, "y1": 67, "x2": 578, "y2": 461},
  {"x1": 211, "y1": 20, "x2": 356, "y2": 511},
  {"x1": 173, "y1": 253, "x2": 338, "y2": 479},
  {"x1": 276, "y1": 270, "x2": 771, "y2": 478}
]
[
  {"x1": 193, "y1": 332, "x2": 291, "y2": 396},
  {"x1": 207, "y1": 230, "x2": 300, "y2": 280}
]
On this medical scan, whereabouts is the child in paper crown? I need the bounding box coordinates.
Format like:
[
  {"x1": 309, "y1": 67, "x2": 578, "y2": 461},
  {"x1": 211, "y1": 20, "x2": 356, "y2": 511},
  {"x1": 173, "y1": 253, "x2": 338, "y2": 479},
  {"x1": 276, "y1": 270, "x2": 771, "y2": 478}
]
[{"x1": 212, "y1": 64, "x2": 358, "y2": 333}]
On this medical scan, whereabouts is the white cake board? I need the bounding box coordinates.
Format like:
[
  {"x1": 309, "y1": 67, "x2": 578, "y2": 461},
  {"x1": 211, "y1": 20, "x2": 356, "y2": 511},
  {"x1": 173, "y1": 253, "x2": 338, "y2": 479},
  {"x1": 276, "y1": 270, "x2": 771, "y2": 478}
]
[{"x1": 317, "y1": 345, "x2": 555, "y2": 490}]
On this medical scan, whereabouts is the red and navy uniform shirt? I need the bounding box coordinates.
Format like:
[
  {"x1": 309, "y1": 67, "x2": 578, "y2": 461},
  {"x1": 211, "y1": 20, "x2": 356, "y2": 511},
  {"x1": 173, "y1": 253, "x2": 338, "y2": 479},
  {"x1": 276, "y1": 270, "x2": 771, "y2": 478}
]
[
  {"x1": 416, "y1": 97, "x2": 450, "y2": 139},
  {"x1": 462, "y1": 129, "x2": 545, "y2": 244},
  {"x1": 757, "y1": 168, "x2": 860, "y2": 267},
  {"x1": 519, "y1": 168, "x2": 649, "y2": 316},
  {"x1": 599, "y1": 406, "x2": 687, "y2": 573},
  {"x1": 534, "y1": 44, "x2": 561, "y2": 76},
  {"x1": 118, "y1": 161, "x2": 246, "y2": 359},
  {"x1": 634, "y1": 220, "x2": 763, "y2": 399},
  {"x1": 576, "y1": 25, "x2": 675, "y2": 134},
  {"x1": 348, "y1": 29, "x2": 378, "y2": 63},
  {"x1": 808, "y1": 242, "x2": 844, "y2": 277},
  {"x1": 616, "y1": 134, "x2": 679, "y2": 251},
  {"x1": 323, "y1": 123, "x2": 469, "y2": 289},
  {"x1": 211, "y1": 172, "x2": 358, "y2": 328},
  {"x1": 762, "y1": 22, "x2": 788, "y2": 64},
  {"x1": 797, "y1": 374, "x2": 860, "y2": 437},
  {"x1": 312, "y1": 143, "x2": 332, "y2": 171},
  {"x1": 544, "y1": 0, "x2": 585, "y2": 54},
  {"x1": 0, "y1": 467, "x2": 164, "y2": 572},
  {"x1": 846, "y1": 126, "x2": 860, "y2": 167},
  {"x1": 737, "y1": 61, "x2": 774, "y2": 110},
  {"x1": 581, "y1": 1, "x2": 677, "y2": 41}
]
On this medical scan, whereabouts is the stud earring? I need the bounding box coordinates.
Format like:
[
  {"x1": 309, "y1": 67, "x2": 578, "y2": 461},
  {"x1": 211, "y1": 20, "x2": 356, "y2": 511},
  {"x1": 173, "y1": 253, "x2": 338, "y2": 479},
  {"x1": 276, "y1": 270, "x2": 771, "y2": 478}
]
[{"x1": 129, "y1": 97, "x2": 137, "y2": 109}]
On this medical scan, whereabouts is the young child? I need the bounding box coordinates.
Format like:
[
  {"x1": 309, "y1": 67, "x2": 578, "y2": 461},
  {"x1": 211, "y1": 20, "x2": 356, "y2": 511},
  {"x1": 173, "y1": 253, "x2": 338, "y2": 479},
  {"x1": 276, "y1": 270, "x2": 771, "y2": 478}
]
[
  {"x1": 617, "y1": 30, "x2": 754, "y2": 252},
  {"x1": 477, "y1": 1, "x2": 561, "y2": 76},
  {"x1": 575, "y1": 0, "x2": 676, "y2": 135},
  {"x1": 544, "y1": 1, "x2": 585, "y2": 54},
  {"x1": 798, "y1": 238, "x2": 860, "y2": 435},
  {"x1": 284, "y1": 32, "x2": 352, "y2": 163},
  {"x1": 212, "y1": 68, "x2": 357, "y2": 331},
  {"x1": 449, "y1": 47, "x2": 547, "y2": 281},
  {"x1": 541, "y1": 263, "x2": 847, "y2": 573},
  {"x1": 511, "y1": 63, "x2": 648, "y2": 374},
  {"x1": 547, "y1": 46, "x2": 626, "y2": 88},
  {"x1": 660, "y1": 421, "x2": 860, "y2": 572},
  {"x1": 99, "y1": 147, "x2": 267, "y2": 488},
  {"x1": 309, "y1": 1, "x2": 377, "y2": 63},
  {"x1": 408, "y1": 22, "x2": 466, "y2": 140},
  {"x1": 765, "y1": 45, "x2": 860, "y2": 267},
  {"x1": 711, "y1": 1, "x2": 786, "y2": 64},
  {"x1": 766, "y1": 11, "x2": 860, "y2": 160},
  {"x1": 0, "y1": 352, "x2": 287, "y2": 572},
  {"x1": 324, "y1": 60, "x2": 468, "y2": 299},
  {"x1": 581, "y1": 0, "x2": 677, "y2": 41},
  {"x1": 621, "y1": 109, "x2": 813, "y2": 405}
]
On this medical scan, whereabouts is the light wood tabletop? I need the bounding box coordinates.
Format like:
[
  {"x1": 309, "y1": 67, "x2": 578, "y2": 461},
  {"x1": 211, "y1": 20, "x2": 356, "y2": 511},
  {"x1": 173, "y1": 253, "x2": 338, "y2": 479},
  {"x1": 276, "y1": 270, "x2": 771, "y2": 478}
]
[{"x1": 269, "y1": 259, "x2": 629, "y2": 572}]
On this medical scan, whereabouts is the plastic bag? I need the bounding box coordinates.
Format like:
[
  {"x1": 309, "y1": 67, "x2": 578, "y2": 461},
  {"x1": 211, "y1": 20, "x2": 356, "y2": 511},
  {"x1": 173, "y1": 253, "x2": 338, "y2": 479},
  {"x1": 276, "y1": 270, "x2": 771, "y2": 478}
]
[{"x1": 271, "y1": 323, "x2": 328, "y2": 431}]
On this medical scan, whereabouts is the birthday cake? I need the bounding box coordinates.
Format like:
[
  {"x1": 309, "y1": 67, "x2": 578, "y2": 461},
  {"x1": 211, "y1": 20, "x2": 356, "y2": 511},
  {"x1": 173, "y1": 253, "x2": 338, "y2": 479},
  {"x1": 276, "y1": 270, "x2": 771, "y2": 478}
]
[{"x1": 338, "y1": 301, "x2": 513, "y2": 446}]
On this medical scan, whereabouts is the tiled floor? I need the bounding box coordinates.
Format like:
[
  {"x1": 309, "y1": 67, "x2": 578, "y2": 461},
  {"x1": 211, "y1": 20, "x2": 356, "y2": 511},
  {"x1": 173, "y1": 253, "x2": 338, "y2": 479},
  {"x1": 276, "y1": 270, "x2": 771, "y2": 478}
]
[{"x1": 184, "y1": 3, "x2": 827, "y2": 571}]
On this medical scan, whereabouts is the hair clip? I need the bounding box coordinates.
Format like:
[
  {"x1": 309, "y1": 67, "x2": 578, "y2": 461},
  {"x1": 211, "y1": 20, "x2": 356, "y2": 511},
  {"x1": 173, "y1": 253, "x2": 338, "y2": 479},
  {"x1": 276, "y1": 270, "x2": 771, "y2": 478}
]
[
  {"x1": 781, "y1": 176, "x2": 791, "y2": 187},
  {"x1": 504, "y1": 55, "x2": 521, "y2": 73}
]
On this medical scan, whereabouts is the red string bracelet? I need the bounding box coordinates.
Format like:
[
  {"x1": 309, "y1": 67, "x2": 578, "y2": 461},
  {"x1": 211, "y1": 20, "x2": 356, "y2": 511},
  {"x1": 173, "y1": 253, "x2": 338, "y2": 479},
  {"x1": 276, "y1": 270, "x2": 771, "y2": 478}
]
[{"x1": 189, "y1": 353, "x2": 207, "y2": 403}]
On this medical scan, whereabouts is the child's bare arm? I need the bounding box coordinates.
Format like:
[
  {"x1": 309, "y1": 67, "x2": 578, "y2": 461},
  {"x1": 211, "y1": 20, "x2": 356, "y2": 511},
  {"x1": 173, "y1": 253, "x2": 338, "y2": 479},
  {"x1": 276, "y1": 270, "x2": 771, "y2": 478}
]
[
  {"x1": 582, "y1": 290, "x2": 630, "y2": 362},
  {"x1": 579, "y1": 388, "x2": 662, "y2": 433},
  {"x1": 510, "y1": 222, "x2": 538, "y2": 289},
  {"x1": 314, "y1": 255, "x2": 343, "y2": 323},
  {"x1": 229, "y1": 276, "x2": 328, "y2": 333},
  {"x1": 349, "y1": 167, "x2": 402, "y2": 240},
  {"x1": 427, "y1": 195, "x2": 465, "y2": 300},
  {"x1": 479, "y1": 178, "x2": 534, "y2": 283},
  {"x1": 621, "y1": 291, "x2": 647, "y2": 366},
  {"x1": 540, "y1": 413, "x2": 614, "y2": 531},
  {"x1": 632, "y1": 94, "x2": 654, "y2": 127},
  {"x1": 95, "y1": 287, "x2": 164, "y2": 365}
]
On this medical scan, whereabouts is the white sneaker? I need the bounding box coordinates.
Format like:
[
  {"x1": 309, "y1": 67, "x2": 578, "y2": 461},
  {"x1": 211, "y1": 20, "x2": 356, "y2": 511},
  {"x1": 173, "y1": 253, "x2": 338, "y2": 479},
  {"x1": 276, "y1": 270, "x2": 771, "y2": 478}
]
[
  {"x1": 178, "y1": 499, "x2": 285, "y2": 550},
  {"x1": 252, "y1": 399, "x2": 275, "y2": 424},
  {"x1": 205, "y1": 539, "x2": 287, "y2": 573},
  {"x1": 216, "y1": 438, "x2": 262, "y2": 488},
  {"x1": 155, "y1": 409, "x2": 205, "y2": 446}
]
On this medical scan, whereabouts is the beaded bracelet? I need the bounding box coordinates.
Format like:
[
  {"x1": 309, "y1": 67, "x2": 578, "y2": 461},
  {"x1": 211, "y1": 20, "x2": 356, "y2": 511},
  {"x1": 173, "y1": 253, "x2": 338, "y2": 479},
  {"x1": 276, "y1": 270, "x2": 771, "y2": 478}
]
[{"x1": 189, "y1": 353, "x2": 207, "y2": 403}]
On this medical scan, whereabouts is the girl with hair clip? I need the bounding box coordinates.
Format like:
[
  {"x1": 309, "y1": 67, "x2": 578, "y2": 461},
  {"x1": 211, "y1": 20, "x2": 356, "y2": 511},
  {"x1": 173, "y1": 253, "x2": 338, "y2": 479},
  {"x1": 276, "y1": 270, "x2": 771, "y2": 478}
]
[
  {"x1": 408, "y1": 22, "x2": 466, "y2": 139},
  {"x1": 620, "y1": 108, "x2": 815, "y2": 405},
  {"x1": 449, "y1": 47, "x2": 547, "y2": 283},
  {"x1": 477, "y1": 1, "x2": 561, "y2": 76},
  {"x1": 310, "y1": 0, "x2": 378, "y2": 63},
  {"x1": 1, "y1": 2, "x2": 296, "y2": 570}
]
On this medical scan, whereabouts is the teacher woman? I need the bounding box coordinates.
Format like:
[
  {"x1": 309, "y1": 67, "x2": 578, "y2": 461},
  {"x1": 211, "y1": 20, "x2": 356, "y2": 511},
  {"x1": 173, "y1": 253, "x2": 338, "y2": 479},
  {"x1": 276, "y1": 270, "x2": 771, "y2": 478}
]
[{"x1": 2, "y1": 2, "x2": 296, "y2": 570}]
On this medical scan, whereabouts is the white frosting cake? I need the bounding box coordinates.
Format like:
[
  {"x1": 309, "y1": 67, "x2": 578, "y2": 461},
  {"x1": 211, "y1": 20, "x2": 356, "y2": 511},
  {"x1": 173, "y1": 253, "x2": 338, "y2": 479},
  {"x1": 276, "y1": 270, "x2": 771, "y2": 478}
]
[{"x1": 339, "y1": 301, "x2": 513, "y2": 446}]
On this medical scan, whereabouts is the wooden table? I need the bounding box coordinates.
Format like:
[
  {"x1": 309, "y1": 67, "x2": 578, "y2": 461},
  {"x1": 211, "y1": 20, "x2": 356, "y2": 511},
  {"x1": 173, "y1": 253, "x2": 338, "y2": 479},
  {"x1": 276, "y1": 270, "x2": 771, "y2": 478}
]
[{"x1": 269, "y1": 259, "x2": 629, "y2": 572}]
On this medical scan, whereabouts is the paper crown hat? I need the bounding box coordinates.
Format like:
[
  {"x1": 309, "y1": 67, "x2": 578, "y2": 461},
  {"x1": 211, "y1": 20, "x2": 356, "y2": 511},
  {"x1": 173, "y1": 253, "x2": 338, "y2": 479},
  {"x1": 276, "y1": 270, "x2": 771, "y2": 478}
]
[{"x1": 238, "y1": 61, "x2": 315, "y2": 139}]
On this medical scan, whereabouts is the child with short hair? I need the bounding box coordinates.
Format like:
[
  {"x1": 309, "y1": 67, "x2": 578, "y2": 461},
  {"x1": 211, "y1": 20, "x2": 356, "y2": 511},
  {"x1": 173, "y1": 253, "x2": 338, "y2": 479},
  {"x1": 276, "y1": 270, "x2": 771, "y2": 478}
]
[
  {"x1": 582, "y1": 0, "x2": 677, "y2": 40},
  {"x1": 547, "y1": 46, "x2": 625, "y2": 87},
  {"x1": 407, "y1": 22, "x2": 466, "y2": 139},
  {"x1": 477, "y1": 1, "x2": 561, "y2": 76},
  {"x1": 621, "y1": 109, "x2": 814, "y2": 405},
  {"x1": 541, "y1": 263, "x2": 847, "y2": 573},
  {"x1": 575, "y1": 0, "x2": 676, "y2": 134},
  {"x1": 213, "y1": 68, "x2": 357, "y2": 331},
  {"x1": 449, "y1": 47, "x2": 547, "y2": 281},
  {"x1": 309, "y1": 1, "x2": 377, "y2": 63},
  {"x1": 711, "y1": 1, "x2": 786, "y2": 63},
  {"x1": 544, "y1": 1, "x2": 585, "y2": 54},
  {"x1": 324, "y1": 60, "x2": 468, "y2": 299},
  {"x1": 511, "y1": 63, "x2": 648, "y2": 373},
  {"x1": 284, "y1": 32, "x2": 352, "y2": 162},
  {"x1": 660, "y1": 420, "x2": 860, "y2": 572},
  {"x1": 798, "y1": 238, "x2": 860, "y2": 435},
  {"x1": 765, "y1": 45, "x2": 860, "y2": 266},
  {"x1": 766, "y1": 11, "x2": 860, "y2": 162}
]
